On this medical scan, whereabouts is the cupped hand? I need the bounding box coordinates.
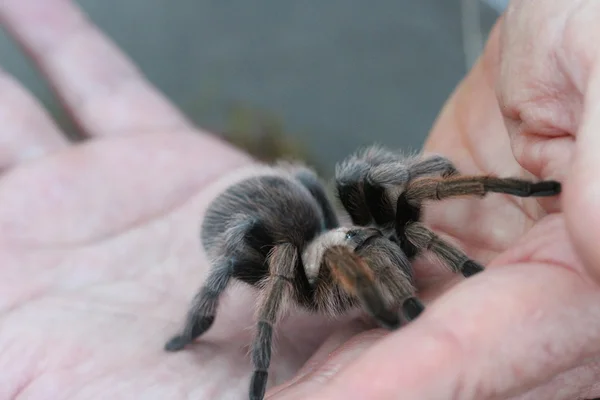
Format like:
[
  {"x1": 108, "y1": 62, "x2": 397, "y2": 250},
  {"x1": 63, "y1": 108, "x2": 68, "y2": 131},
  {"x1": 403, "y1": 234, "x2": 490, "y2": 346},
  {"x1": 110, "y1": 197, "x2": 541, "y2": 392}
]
[
  {"x1": 271, "y1": 2, "x2": 600, "y2": 399},
  {"x1": 4, "y1": 1, "x2": 600, "y2": 400},
  {"x1": 0, "y1": 1, "x2": 359, "y2": 398}
]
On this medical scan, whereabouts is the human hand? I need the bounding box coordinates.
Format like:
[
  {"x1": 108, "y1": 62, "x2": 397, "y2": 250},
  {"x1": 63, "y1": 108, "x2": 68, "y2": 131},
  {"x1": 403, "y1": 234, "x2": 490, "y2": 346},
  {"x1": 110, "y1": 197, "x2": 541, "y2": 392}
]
[
  {"x1": 4, "y1": 1, "x2": 598, "y2": 400},
  {"x1": 270, "y1": 2, "x2": 600, "y2": 399},
  {"x1": 0, "y1": 1, "x2": 365, "y2": 398}
]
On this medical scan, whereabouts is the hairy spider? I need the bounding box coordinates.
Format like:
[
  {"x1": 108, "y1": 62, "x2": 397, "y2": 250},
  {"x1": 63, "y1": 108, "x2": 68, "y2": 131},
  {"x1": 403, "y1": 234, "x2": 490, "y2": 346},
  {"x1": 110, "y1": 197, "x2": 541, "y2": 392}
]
[
  {"x1": 163, "y1": 162, "x2": 423, "y2": 400},
  {"x1": 335, "y1": 144, "x2": 562, "y2": 277}
]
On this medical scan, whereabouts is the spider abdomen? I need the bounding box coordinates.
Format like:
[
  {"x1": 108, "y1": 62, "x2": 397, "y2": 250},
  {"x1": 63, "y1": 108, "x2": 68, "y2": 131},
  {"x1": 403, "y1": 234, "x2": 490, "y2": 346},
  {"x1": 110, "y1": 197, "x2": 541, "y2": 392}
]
[{"x1": 201, "y1": 173, "x2": 325, "y2": 288}]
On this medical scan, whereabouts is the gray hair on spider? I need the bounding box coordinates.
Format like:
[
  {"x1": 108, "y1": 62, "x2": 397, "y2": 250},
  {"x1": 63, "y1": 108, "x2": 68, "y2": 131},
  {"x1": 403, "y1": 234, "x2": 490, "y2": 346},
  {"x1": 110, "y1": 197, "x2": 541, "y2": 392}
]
[{"x1": 164, "y1": 144, "x2": 562, "y2": 400}]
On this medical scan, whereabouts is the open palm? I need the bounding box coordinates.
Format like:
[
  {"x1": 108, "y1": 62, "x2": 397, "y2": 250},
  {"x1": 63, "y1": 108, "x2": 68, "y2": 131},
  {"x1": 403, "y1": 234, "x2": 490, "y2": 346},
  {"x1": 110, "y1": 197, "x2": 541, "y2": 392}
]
[
  {"x1": 0, "y1": 2, "x2": 383, "y2": 399},
  {"x1": 0, "y1": 2, "x2": 271, "y2": 398}
]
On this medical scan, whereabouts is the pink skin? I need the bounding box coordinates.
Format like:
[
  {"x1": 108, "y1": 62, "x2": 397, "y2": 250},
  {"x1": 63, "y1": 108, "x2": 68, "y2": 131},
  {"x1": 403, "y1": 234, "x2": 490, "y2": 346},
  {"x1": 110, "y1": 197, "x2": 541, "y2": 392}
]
[
  {"x1": 0, "y1": 1, "x2": 365, "y2": 399},
  {"x1": 274, "y1": 2, "x2": 600, "y2": 399},
  {"x1": 1, "y1": 1, "x2": 600, "y2": 399}
]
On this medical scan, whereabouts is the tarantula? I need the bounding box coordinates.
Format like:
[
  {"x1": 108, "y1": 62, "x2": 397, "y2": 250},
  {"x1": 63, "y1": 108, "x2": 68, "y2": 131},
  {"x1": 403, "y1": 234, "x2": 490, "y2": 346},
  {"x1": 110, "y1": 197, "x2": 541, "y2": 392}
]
[
  {"x1": 164, "y1": 162, "x2": 424, "y2": 400},
  {"x1": 164, "y1": 146, "x2": 561, "y2": 400},
  {"x1": 335, "y1": 144, "x2": 562, "y2": 277}
]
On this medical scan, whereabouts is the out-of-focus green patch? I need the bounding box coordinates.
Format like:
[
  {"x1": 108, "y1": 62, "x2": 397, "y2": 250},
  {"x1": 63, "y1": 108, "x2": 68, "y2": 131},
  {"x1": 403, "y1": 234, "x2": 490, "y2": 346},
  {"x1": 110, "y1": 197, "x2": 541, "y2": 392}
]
[
  {"x1": 184, "y1": 94, "x2": 325, "y2": 175},
  {"x1": 223, "y1": 104, "x2": 322, "y2": 171},
  {"x1": 220, "y1": 104, "x2": 335, "y2": 196}
]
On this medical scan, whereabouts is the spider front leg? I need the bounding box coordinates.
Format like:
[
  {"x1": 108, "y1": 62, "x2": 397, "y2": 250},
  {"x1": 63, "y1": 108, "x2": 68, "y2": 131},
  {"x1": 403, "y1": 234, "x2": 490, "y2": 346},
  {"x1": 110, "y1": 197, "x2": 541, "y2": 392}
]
[
  {"x1": 324, "y1": 241, "x2": 426, "y2": 326},
  {"x1": 355, "y1": 234, "x2": 427, "y2": 321},
  {"x1": 403, "y1": 175, "x2": 562, "y2": 204},
  {"x1": 365, "y1": 154, "x2": 459, "y2": 188},
  {"x1": 406, "y1": 154, "x2": 459, "y2": 179},
  {"x1": 394, "y1": 186, "x2": 483, "y2": 277},
  {"x1": 335, "y1": 151, "x2": 458, "y2": 227},
  {"x1": 404, "y1": 222, "x2": 484, "y2": 277},
  {"x1": 323, "y1": 245, "x2": 402, "y2": 329},
  {"x1": 393, "y1": 174, "x2": 561, "y2": 276},
  {"x1": 360, "y1": 155, "x2": 459, "y2": 227}
]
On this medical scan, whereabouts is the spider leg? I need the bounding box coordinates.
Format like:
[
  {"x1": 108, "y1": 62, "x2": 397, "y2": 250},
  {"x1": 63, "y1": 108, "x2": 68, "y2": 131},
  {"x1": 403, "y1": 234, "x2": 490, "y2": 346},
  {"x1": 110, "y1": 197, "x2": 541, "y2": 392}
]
[
  {"x1": 379, "y1": 264, "x2": 425, "y2": 321},
  {"x1": 249, "y1": 243, "x2": 296, "y2": 400},
  {"x1": 165, "y1": 218, "x2": 258, "y2": 351},
  {"x1": 404, "y1": 222, "x2": 484, "y2": 277},
  {"x1": 360, "y1": 156, "x2": 459, "y2": 227},
  {"x1": 164, "y1": 257, "x2": 234, "y2": 351},
  {"x1": 362, "y1": 178, "x2": 396, "y2": 226},
  {"x1": 365, "y1": 154, "x2": 458, "y2": 186},
  {"x1": 407, "y1": 154, "x2": 459, "y2": 178},
  {"x1": 294, "y1": 169, "x2": 340, "y2": 229},
  {"x1": 404, "y1": 175, "x2": 561, "y2": 205},
  {"x1": 402, "y1": 297, "x2": 425, "y2": 321},
  {"x1": 394, "y1": 175, "x2": 561, "y2": 265},
  {"x1": 324, "y1": 245, "x2": 409, "y2": 329},
  {"x1": 355, "y1": 236, "x2": 426, "y2": 322}
]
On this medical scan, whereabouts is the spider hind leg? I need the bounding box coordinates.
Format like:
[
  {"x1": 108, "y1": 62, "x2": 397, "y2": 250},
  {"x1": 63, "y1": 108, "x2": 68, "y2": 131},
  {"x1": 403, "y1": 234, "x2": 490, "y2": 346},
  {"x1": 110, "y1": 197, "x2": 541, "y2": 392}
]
[{"x1": 164, "y1": 257, "x2": 234, "y2": 352}]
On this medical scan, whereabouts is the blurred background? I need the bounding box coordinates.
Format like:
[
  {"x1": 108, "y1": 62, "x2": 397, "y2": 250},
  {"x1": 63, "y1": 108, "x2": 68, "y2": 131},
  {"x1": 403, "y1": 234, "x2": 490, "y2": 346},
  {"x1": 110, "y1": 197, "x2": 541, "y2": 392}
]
[{"x1": 0, "y1": 0, "x2": 506, "y2": 177}]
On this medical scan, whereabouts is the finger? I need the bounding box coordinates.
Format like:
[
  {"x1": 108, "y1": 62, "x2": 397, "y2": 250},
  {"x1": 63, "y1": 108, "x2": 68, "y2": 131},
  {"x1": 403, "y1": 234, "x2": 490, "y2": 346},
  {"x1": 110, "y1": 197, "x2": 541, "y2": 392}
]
[
  {"x1": 564, "y1": 59, "x2": 600, "y2": 285},
  {"x1": 268, "y1": 329, "x2": 386, "y2": 400},
  {"x1": 496, "y1": 2, "x2": 600, "y2": 284},
  {"x1": 312, "y1": 218, "x2": 600, "y2": 400},
  {"x1": 283, "y1": 319, "x2": 377, "y2": 382},
  {"x1": 0, "y1": 0, "x2": 192, "y2": 137},
  {"x1": 509, "y1": 358, "x2": 600, "y2": 400},
  {"x1": 0, "y1": 68, "x2": 68, "y2": 169}
]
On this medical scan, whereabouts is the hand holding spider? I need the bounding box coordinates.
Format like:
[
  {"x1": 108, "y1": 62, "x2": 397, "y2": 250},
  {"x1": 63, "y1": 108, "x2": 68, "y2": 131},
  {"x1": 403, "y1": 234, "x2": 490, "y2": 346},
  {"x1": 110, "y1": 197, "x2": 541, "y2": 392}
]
[
  {"x1": 1, "y1": 1, "x2": 600, "y2": 400},
  {"x1": 273, "y1": 2, "x2": 600, "y2": 398}
]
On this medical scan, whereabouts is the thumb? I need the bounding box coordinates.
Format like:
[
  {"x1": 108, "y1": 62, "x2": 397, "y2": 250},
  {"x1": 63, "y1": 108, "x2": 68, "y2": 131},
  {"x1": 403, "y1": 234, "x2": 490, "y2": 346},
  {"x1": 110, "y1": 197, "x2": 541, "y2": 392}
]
[
  {"x1": 267, "y1": 328, "x2": 386, "y2": 399},
  {"x1": 564, "y1": 61, "x2": 600, "y2": 285},
  {"x1": 304, "y1": 218, "x2": 600, "y2": 400}
]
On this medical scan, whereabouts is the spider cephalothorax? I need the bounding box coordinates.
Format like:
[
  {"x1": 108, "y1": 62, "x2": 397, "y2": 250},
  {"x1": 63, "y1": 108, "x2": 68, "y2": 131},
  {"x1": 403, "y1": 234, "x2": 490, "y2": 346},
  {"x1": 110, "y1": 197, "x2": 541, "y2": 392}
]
[
  {"x1": 164, "y1": 161, "x2": 424, "y2": 400},
  {"x1": 334, "y1": 144, "x2": 562, "y2": 277}
]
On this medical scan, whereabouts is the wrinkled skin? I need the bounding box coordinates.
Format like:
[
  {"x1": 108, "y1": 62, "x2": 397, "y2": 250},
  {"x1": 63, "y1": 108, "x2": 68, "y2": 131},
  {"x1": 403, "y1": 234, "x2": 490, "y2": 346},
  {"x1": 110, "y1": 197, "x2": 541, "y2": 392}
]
[{"x1": 2, "y1": 1, "x2": 600, "y2": 399}]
